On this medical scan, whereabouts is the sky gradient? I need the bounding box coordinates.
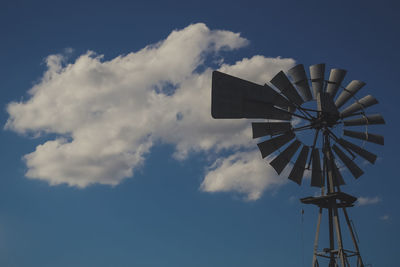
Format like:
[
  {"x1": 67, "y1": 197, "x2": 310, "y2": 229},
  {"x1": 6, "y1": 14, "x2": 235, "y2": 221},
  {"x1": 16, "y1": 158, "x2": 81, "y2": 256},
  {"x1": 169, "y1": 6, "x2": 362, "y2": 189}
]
[{"x1": 0, "y1": 0, "x2": 399, "y2": 266}]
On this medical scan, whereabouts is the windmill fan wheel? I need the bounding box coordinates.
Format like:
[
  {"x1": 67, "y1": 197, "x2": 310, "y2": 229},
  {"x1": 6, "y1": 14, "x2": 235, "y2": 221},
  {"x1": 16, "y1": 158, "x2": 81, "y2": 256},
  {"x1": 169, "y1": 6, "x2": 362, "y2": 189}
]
[{"x1": 211, "y1": 63, "x2": 385, "y2": 187}]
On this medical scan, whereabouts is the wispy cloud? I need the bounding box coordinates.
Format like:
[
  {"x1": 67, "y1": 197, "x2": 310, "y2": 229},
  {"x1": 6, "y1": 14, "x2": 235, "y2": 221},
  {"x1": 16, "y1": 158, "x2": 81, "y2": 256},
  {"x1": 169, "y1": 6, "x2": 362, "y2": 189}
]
[
  {"x1": 380, "y1": 214, "x2": 390, "y2": 221},
  {"x1": 5, "y1": 23, "x2": 295, "y2": 200},
  {"x1": 356, "y1": 196, "x2": 382, "y2": 206},
  {"x1": 201, "y1": 151, "x2": 287, "y2": 201},
  {"x1": 288, "y1": 195, "x2": 297, "y2": 203}
]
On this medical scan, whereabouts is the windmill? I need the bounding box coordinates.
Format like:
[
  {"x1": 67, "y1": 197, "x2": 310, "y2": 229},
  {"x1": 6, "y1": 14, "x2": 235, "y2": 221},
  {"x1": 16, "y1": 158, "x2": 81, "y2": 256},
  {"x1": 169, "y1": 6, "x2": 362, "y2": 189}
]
[{"x1": 211, "y1": 63, "x2": 384, "y2": 267}]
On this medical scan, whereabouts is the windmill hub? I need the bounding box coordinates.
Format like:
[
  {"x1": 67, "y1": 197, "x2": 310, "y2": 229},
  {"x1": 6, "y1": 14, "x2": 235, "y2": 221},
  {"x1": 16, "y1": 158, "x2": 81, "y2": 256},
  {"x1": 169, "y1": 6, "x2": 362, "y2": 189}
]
[{"x1": 316, "y1": 112, "x2": 340, "y2": 128}]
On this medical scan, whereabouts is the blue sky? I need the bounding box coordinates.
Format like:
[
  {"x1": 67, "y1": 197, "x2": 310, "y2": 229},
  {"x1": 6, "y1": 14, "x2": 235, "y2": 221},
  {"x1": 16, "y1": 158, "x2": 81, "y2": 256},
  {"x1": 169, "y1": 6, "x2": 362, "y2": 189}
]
[{"x1": 0, "y1": 0, "x2": 399, "y2": 266}]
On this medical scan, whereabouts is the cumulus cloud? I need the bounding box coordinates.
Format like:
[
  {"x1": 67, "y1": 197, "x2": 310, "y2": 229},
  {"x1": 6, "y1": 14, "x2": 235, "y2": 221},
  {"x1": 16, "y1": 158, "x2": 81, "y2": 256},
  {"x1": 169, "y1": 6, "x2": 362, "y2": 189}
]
[
  {"x1": 356, "y1": 196, "x2": 382, "y2": 206},
  {"x1": 201, "y1": 151, "x2": 287, "y2": 201},
  {"x1": 5, "y1": 23, "x2": 295, "y2": 199}
]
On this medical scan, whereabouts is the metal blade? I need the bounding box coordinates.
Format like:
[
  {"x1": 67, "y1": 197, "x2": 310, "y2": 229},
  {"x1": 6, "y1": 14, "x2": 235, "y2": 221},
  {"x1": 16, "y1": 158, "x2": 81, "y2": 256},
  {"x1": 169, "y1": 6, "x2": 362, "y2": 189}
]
[
  {"x1": 252, "y1": 122, "x2": 292, "y2": 138},
  {"x1": 340, "y1": 95, "x2": 378, "y2": 118},
  {"x1": 317, "y1": 92, "x2": 339, "y2": 114},
  {"x1": 335, "y1": 80, "x2": 366, "y2": 108},
  {"x1": 343, "y1": 114, "x2": 385, "y2": 126},
  {"x1": 257, "y1": 131, "x2": 296, "y2": 158},
  {"x1": 326, "y1": 69, "x2": 347, "y2": 98},
  {"x1": 310, "y1": 64, "x2": 325, "y2": 99},
  {"x1": 288, "y1": 64, "x2": 313, "y2": 101},
  {"x1": 316, "y1": 93, "x2": 323, "y2": 112},
  {"x1": 332, "y1": 160, "x2": 345, "y2": 186},
  {"x1": 270, "y1": 140, "x2": 301, "y2": 174},
  {"x1": 332, "y1": 144, "x2": 364, "y2": 178},
  {"x1": 211, "y1": 71, "x2": 293, "y2": 119},
  {"x1": 343, "y1": 130, "x2": 384, "y2": 145},
  {"x1": 311, "y1": 148, "x2": 323, "y2": 187},
  {"x1": 337, "y1": 138, "x2": 377, "y2": 164},
  {"x1": 270, "y1": 71, "x2": 304, "y2": 106},
  {"x1": 288, "y1": 145, "x2": 310, "y2": 185}
]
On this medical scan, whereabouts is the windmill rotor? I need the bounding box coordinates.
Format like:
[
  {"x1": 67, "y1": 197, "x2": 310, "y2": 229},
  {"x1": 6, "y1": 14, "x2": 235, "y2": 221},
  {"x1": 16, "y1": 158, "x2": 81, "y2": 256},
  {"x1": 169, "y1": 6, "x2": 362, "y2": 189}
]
[
  {"x1": 211, "y1": 63, "x2": 385, "y2": 187},
  {"x1": 211, "y1": 63, "x2": 385, "y2": 267}
]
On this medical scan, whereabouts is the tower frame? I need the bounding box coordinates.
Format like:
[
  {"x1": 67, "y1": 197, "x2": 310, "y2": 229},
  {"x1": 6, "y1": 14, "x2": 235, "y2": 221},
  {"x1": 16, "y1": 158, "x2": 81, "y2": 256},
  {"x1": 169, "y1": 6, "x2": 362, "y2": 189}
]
[{"x1": 301, "y1": 130, "x2": 364, "y2": 267}]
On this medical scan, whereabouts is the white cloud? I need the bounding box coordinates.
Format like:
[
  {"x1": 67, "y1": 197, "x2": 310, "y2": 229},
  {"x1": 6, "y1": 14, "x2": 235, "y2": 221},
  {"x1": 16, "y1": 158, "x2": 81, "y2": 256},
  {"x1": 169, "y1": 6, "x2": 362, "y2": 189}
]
[
  {"x1": 5, "y1": 23, "x2": 295, "y2": 199},
  {"x1": 380, "y1": 214, "x2": 390, "y2": 221},
  {"x1": 356, "y1": 196, "x2": 382, "y2": 206},
  {"x1": 201, "y1": 151, "x2": 287, "y2": 201}
]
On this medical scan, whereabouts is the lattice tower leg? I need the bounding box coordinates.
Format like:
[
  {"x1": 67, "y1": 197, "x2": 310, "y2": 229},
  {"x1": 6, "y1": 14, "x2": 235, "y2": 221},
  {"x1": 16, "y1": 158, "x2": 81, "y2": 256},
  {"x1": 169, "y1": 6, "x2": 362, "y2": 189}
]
[
  {"x1": 342, "y1": 208, "x2": 364, "y2": 267},
  {"x1": 309, "y1": 131, "x2": 365, "y2": 266},
  {"x1": 325, "y1": 137, "x2": 347, "y2": 266},
  {"x1": 312, "y1": 207, "x2": 323, "y2": 267}
]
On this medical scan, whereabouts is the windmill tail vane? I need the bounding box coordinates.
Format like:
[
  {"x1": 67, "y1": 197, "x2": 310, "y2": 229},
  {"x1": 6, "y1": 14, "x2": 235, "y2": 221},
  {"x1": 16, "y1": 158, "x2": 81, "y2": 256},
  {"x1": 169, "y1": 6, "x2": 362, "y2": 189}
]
[{"x1": 211, "y1": 63, "x2": 384, "y2": 267}]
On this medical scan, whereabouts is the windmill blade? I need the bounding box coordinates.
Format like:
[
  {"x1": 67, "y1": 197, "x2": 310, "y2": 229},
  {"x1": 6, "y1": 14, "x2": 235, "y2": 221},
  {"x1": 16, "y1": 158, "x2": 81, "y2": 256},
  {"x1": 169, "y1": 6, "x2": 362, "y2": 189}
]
[
  {"x1": 340, "y1": 95, "x2": 378, "y2": 118},
  {"x1": 270, "y1": 140, "x2": 301, "y2": 174},
  {"x1": 317, "y1": 92, "x2": 339, "y2": 114},
  {"x1": 335, "y1": 80, "x2": 366, "y2": 108},
  {"x1": 288, "y1": 145, "x2": 310, "y2": 185},
  {"x1": 311, "y1": 148, "x2": 323, "y2": 187},
  {"x1": 288, "y1": 64, "x2": 313, "y2": 101},
  {"x1": 257, "y1": 131, "x2": 296, "y2": 158},
  {"x1": 343, "y1": 130, "x2": 384, "y2": 145},
  {"x1": 325, "y1": 68, "x2": 347, "y2": 98},
  {"x1": 343, "y1": 114, "x2": 385, "y2": 126},
  {"x1": 270, "y1": 71, "x2": 304, "y2": 106},
  {"x1": 252, "y1": 122, "x2": 292, "y2": 138},
  {"x1": 211, "y1": 71, "x2": 293, "y2": 119},
  {"x1": 332, "y1": 144, "x2": 364, "y2": 178},
  {"x1": 332, "y1": 159, "x2": 346, "y2": 186},
  {"x1": 310, "y1": 63, "x2": 325, "y2": 99},
  {"x1": 337, "y1": 138, "x2": 377, "y2": 164}
]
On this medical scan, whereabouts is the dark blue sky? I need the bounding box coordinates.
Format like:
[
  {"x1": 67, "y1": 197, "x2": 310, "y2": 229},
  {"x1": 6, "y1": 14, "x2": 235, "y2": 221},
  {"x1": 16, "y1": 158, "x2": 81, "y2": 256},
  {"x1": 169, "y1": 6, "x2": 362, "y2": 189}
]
[{"x1": 0, "y1": 0, "x2": 399, "y2": 266}]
